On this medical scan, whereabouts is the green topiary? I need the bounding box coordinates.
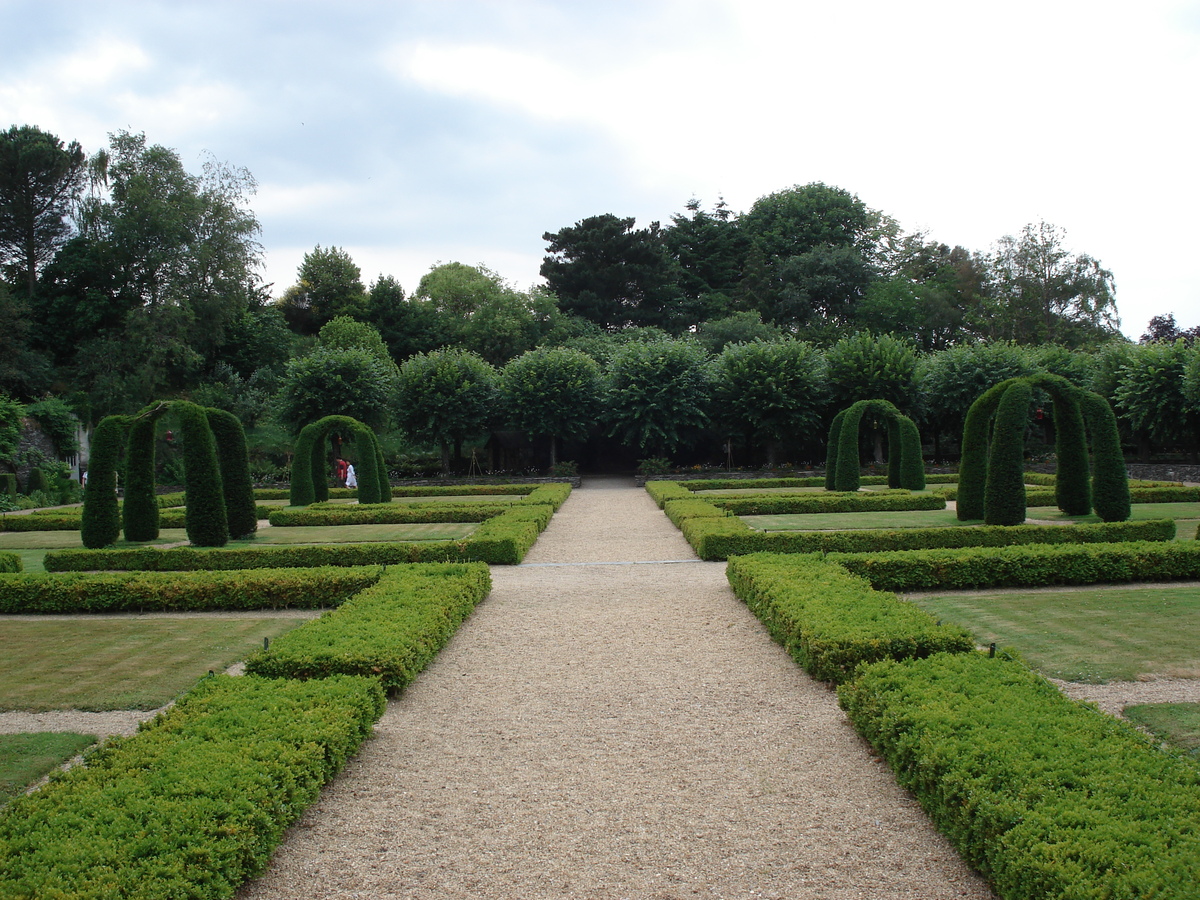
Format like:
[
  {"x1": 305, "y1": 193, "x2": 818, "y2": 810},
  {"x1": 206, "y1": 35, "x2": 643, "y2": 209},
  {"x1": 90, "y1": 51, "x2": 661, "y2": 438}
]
[
  {"x1": 81, "y1": 415, "x2": 128, "y2": 548},
  {"x1": 886, "y1": 417, "x2": 902, "y2": 488},
  {"x1": 825, "y1": 409, "x2": 846, "y2": 490},
  {"x1": 1081, "y1": 390, "x2": 1131, "y2": 522},
  {"x1": 957, "y1": 378, "x2": 1021, "y2": 521},
  {"x1": 1047, "y1": 381, "x2": 1091, "y2": 516},
  {"x1": 832, "y1": 399, "x2": 923, "y2": 493},
  {"x1": 174, "y1": 401, "x2": 228, "y2": 547},
  {"x1": 0, "y1": 473, "x2": 15, "y2": 497},
  {"x1": 984, "y1": 379, "x2": 1032, "y2": 526},
  {"x1": 833, "y1": 402, "x2": 869, "y2": 491},
  {"x1": 375, "y1": 439, "x2": 391, "y2": 502},
  {"x1": 205, "y1": 408, "x2": 258, "y2": 539},
  {"x1": 122, "y1": 407, "x2": 166, "y2": 542},
  {"x1": 26, "y1": 468, "x2": 50, "y2": 494},
  {"x1": 289, "y1": 421, "x2": 322, "y2": 507},
  {"x1": 289, "y1": 415, "x2": 385, "y2": 507},
  {"x1": 897, "y1": 415, "x2": 926, "y2": 490}
]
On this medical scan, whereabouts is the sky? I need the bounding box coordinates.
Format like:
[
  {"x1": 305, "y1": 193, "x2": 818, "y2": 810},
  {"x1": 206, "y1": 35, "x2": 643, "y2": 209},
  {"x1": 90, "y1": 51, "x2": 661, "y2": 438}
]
[{"x1": 3, "y1": 0, "x2": 1198, "y2": 339}]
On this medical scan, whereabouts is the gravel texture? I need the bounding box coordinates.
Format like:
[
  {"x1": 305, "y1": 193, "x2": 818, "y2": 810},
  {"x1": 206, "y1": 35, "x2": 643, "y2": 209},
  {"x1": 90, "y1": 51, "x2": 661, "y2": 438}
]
[{"x1": 237, "y1": 478, "x2": 996, "y2": 899}]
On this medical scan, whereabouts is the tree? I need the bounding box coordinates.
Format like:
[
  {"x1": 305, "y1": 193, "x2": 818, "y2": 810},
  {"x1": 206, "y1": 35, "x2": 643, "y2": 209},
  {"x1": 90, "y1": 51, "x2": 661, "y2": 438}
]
[
  {"x1": 364, "y1": 274, "x2": 447, "y2": 361},
  {"x1": 499, "y1": 347, "x2": 601, "y2": 466},
  {"x1": 664, "y1": 197, "x2": 748, "y2": 322},
  {"x1": 1141, "y1": 313, "x2": 1200, "y2": 345},
  {"x1": 416, "y1": 262, "x2": 560, "y2": 364},
  {"x1": 712, "y1": 339, "x2": 827, "y2": 467},
  {"x1": 316, "y1": 316, "x2": 396, "y2": 369},
  {"x1": 0, "y1": 392, "x2": 24, "y2": 462},
  {"x1": 825, "y1": 332, "x2": 920, "y2": 464},
  {"x1": 603, "y1": 339, "x2": 712, "y2": 458},
  {"x1": 1112, "y1": 340, "x2": 1198, "y2": 461},
  {"x1": 0, "y1": 281, "x2": 52, "y2": 398},
  {"x1": 395, "y1": 348, "x2": 497, "y2": 473},
  {"x1": 275, "y1": 345, "x2": 396, "y2": 433},
  {"x1": 0, "y1": 125, "x2": 86, "y2": 296},
  {"x1": 985, "y1": 220, "x2": 1118, "y2": 346},
  {"x1": 695, "y1": 310, "x2": 783, "y2": 354},
  {"x1": 278, "y1": 245, "x2": 367, "y2": 333},
  {"x1": 541, "y1": 214, "x2": 681, "y2": 330}
]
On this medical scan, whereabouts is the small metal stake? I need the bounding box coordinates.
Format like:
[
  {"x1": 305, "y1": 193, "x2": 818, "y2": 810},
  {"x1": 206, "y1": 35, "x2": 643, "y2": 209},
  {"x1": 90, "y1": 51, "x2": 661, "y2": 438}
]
[{"x1": 988, "y1": 642, "x2": 996, "y2": 658}]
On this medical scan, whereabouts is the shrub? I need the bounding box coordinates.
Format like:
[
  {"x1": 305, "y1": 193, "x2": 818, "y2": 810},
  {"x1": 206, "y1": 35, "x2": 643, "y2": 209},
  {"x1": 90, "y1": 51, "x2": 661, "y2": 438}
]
[
  {"x1": 205, "y1": 408, "x2": 258, "y2": 539},
  {"x1": 268, "y1": 504, "x2": 509, "y2": 527},
  {"x1": 0, "y1": 567, "x2": 382, "y2": 614},
  {"x1": 174, "y1": 402, "x2": 228, "y2": 547},
  {"x1": 0, "y1": 473, "x2": 16, "y2": 497},
  {"x1": 681, "y1": 518, "x2": 1175, "y2": 562},
  {"x1": 726, "y1": 554, "x2": 973, "y2": 683},
  {"x1": 0, "y1": 674, "x2": 385, "y2": 899},
  {"x1": 80, "y1": 415, "x2": 128, "y2": 549},
  {"x1": 984, "y1": 379, "x2": 1032, "y2": 526},
  {"x1": 827, "y1": 541, "x2": 1200, "y2": 592},
  {"x1": 957, "y1": 379, "x2": 1017, "y2": 521},
  {"x1": 839, "y1": 652, "x2": 1200, "y2": 900},
  {"x1": 245, "y1": 563, "x2": 491, "y2": 691},
  {"x1": 711, "y1": 492, "x2": 945, "y2": 516},
  {"x1": 25, "y1": 468, "x2": 49, "y2": 494},
  {"x1": 645, "y1": 480, "x2": 692, "y2": 508},
  {"x1": 122, "y1": 411, "x2": 163, "y2": 542},
  {"x1": 0, "y1": 551, "x2": 19, "y2": 573}
]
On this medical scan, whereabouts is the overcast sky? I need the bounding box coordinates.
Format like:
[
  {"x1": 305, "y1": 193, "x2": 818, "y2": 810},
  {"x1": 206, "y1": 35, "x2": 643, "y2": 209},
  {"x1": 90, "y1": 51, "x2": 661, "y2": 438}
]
[{"x1": 3, "y1": 0, "x2": 1198, "y2": 338}]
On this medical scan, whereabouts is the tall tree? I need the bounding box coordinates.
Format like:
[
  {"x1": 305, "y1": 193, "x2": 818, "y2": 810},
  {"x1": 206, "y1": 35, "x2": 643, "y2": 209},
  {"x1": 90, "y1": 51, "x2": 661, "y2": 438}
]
[
  {"x1": 664, "y1": 197, "x2": 748, "y2": 322},
  {"x1": 985, "y1": 220, "x2": 1118, "y2": 346},
  {"x1": 0, "y1": 125, "x2": 86, "y2": 296},
  {"x1": 499, "y1": 346, "x2": 601, "y2": 466},
  {"x1": 278, "y1": 245, "x2": 367, "y2": 333},
  {"x1": 603, "y1": 339, "x2": 712, "y2": 458},
  {"x1": 826, "y1": 331, "x2": 919, "y2": 463},
  {"x1": 541, "y1": 214, "x2": 681, "y2": 330},
  {"x1": 364, "y1": 274, "x2": 448, "y2": 361}
]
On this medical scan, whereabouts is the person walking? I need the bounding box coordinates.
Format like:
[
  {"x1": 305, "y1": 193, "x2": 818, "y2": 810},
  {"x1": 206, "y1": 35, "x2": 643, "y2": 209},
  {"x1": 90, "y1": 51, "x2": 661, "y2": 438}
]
[{"x1": 346, "y1": 462, "x2": 357, "y2": 489}]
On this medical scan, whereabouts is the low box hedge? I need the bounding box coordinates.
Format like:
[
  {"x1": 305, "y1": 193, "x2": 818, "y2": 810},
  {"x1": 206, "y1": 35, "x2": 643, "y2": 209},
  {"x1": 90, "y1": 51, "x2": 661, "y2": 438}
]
[
  {"x1": 828, "y1": 540, "x2": 1200, "y2": 592},
  {"x1": 712, "y1": 492, "x2": 946, "y2": 516},
  {"x1": 663, "y1": 497, "x2": 729, "y2": 528},
  {"x1": 0, "y1": 551, "x2": 20, "y2": 573},
  {"x1": 0, "y1": 673, "x2": 386, "y2": 899},
  {"x1": 725, "y1": 553, "x2": 974, "y2": 683},
  {"x1": 839, "y1": 652, "x2": 1200, "y2": 899},
  {"x1": 682, "y1": 517, "x2": 1176, "y2": 561},
  {"x1": 268, "y1": 503, "x2": 509, "y2": 527},
  {"x1": 0, "y1": 567, "x2": 383, "y2": 614},
  {"x1": 2, "y1": 505, "x2": 271, "y2": 533},
  {"x1": 42, "y1": 501, "x2": 559, "y2": 571},
  {"x1": 244, "y1": 562, "x2": 491, "y2": 692},
  {"x1": 645, "y1": 480, "x2": 692, "y2": 508}
]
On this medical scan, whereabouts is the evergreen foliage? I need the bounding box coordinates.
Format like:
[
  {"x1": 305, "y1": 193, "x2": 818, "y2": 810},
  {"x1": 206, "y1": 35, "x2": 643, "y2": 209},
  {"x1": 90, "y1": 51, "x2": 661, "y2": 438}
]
[
  {"x1": 80, "y1": 415, "x2": 127, "y2": 548},
  {"x1": 1039, "y1": 376, "x2": 1091, "y2": 515},
  {"x1": 897, "y1": 415, "x2": 926, "y2": 490},
  {"x1": 984, "y1": 379, "x2": 1032, "y2": 525},
  {"x1": 289, "y1": 415, "x2": 383, "y2": 507},
  {"x1": 26, "y1": 468, "x2": 49, "y2": 493},
  {"x1": 824, "y1": 409, "x2": 846, "y2": 490},
  {"x1": 1082, "y1": 390, "x2": 1132, "y2": 522},
  {"x1": 830, "y1": 399, "x2": 922, "y2": 492},
  {"x1": 174, "y1": 401, "x2": 228, "y2": 547},
  {"x1": 205, "y1": 407, "x2": 258, "y2": 539},
  {"x1": 956, "y1": 379, "x2": 1019, "y2": 521},
  {"x1": 122, "y1": 407, "x2": 165, "y2": 542},
  {"x1": 833, "y1": 401, "x2": 869, "y2": 491}
]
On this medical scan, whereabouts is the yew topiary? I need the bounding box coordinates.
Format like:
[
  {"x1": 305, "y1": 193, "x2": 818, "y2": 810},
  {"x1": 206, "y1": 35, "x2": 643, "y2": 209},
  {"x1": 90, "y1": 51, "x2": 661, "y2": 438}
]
[
  {"x1": 984, "y1": 379, "x2": 1032, "y2": 526},
  {"x1": 825, "y1": 409, "x2": 846, "y2": 490},
  {"x1": 81, "y1": 415, "x2": 128, "y2": 548},
  {"x1": 175, "y1": 402, "x2": 228, "y2": 547},
  {"x1": 957, "y1": 379, "x2": 1020, "y2": 521},
  {"x1": 1081, "y1": 390, "x2": 1131, "y2": 522},
  {"x1": 206, "y1": 408, "x2": 258, "y2": 539},
  {"x1": 122, "y1": 411, "x2": 163, "y2": 542}
]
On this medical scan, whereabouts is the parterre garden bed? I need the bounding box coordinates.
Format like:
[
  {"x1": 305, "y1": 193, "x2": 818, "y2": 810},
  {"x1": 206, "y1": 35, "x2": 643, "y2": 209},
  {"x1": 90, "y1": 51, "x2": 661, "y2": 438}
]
[
  {"x1": 660, "y1": 474, "x2": 1200, "y2": 899},
  {"x1": 0, "y1": 482, "x2": 569, "y2": 897}
]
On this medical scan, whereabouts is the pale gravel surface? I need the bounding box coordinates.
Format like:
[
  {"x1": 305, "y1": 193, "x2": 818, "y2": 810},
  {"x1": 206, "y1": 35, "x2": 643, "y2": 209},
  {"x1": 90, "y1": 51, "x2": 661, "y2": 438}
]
[{"x1": 237, "y1": 478, "x2": 996, "y2": 900}]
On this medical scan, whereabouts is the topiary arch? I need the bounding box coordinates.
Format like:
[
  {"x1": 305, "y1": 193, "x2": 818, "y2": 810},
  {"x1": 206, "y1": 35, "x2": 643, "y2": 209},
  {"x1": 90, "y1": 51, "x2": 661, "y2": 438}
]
[
  {"x1": 82, "y1": 400, "x2": 250, "y2": 548},
  {"x1": 288, "y1": 415, "x2": 389, "y2": 507},
  {"x1": 825, "y1": 400, "x2": 925, "y2": 493},
  {"x1": 957, "y1": 374, "x2": 1130, "y2": 525}
]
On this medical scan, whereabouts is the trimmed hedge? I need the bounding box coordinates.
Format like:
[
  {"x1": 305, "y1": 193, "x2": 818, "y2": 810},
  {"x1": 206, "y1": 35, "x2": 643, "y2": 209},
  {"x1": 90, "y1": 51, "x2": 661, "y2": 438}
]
[
  {"x1": 828, "y1": 540, "x2": 1200, "y2": 592},
  {"x1": 268, "y1": 503, "x2": 510, "y2": 527},
  {"x1": 244, "y1": 562, "x2": 491, "y2": 691},
  {"x1": 0, "y1": 551, "x2": 19, "y2": 573},
  {"x1": 726, "y1": 554, "x2": 973, "y2": 683},
  {"x1": 681, "y1": 517, "x2": 1176, "y2": 561},
  {"x1": 205, "y1": 408, "x2": 259, "y2": 539},
  {"x1": 711, "y1": 492, "x2": 946, "y2": 516},
  {"x1": 81, "y1": 415, "x2": 128, "y2": 549},
  {"x1": 0, "y1": 567, "x2": 382, "y2": 614},
  {"x1": 0, "y1": 473, "x2": 16, "y2": 497},
  {"x1": 984, "y1": 378, "x2": 1032, "y2": 526},
  {"x1": 1, "y1": 506, "x2": 270, "y2": 533},
  {"x1": 646, "y1": 480, "x2": 693, "y2": 507},
  {"x1": 43, "y1": 499, "x2": 562, "y2": 571},
  {"x1": 122, "y1": 410, "x2": 164, "y2": 542},
  {"x1": 839, "y1": 652, "x2": 1200, "y2": 900},
  {"x1": 0, "y1": 674, "x2": 386, "y2": 900},
  {"x1": 663, "y1": 497, "x2": 730, "y2": 528},
  {"x1": 175, "y1": 401, "x2": 228, "y2": 547}
]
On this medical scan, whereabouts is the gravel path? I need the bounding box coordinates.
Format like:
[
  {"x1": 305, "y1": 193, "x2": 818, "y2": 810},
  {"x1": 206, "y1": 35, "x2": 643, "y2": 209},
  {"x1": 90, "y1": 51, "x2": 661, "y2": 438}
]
[{"x1": 238, "y1": 478, "x2": 995, "y2": 900}]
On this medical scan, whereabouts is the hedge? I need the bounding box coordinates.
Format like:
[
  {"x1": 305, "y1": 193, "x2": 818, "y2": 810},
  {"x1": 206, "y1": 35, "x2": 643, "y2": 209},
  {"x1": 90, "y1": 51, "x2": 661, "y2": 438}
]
[
  {"x1": 268, "y1": 504, "x2": 510, "y2": 527},
  {"x1": 0, "y1": 567, "x2": 383, "y2": 614},
  {"x1": 0, "y1": 473, "x2": 16, "y2": 497},
  {"x1": 0, "y1": 551, "x2": 19, "y2": 573},
  {"x1": 205, "y1": 408, "x2": 258, "y2": 539},
  {"x1": 80, "y1": 415, "x2": 127, "y2": 549},
  {"x1": 711, "y1": 492, "x2": 946, "y2": 516},
  {"x1": 984, "y1": 378, "x2": 1033, "y2": 526},
  {"x1": 244, "y1": 562, "x2": 491, "y2": 691},
  {"x1": 839, "y1": 652, "x2": 1200, "y2": 899},
  {"x1": 122, "y1": 411, "x2": 163, "y2": 542},
  {"x1": 828, "y1": 540, "x2": 1200, "y2": 592},
  {"x1": 1, "y1": 506, "x2": 271, "y2": 533},
  {"x1": 725, "y1": 553, "x2": 973, "y2": 683},
  {"x1": 43, "y1": 500, "x2": 561, "y2": 571},
  {"x1": 0, "y1": 674, "x2": 386, "y2": 900},
  {"x1": 681, "y1": 517, "x2": 1176, "y2": 561}
]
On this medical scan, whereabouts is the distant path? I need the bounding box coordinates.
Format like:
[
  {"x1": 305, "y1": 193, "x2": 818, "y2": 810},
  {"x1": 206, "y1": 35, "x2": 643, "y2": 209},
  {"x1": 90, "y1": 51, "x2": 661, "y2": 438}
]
[{"x1": 239, "y1": 477, "x2": 994, "y2": 899}]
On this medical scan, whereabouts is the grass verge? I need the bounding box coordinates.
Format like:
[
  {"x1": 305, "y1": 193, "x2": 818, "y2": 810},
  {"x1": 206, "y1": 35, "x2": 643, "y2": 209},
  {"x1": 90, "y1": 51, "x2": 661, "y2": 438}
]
[
  {"x1": 1124, "y1": 702, "x2": 1200, "y2": 755},
  {"x1": 0, "y1": 733, "x2": 96, "y2": 804}
]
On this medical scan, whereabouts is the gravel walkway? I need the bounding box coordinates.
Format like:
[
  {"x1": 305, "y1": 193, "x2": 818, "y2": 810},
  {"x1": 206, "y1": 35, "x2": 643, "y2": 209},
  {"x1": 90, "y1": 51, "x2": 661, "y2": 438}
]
[{"x1": 238, "y1": 478, "x2": 995, "y2": 900}]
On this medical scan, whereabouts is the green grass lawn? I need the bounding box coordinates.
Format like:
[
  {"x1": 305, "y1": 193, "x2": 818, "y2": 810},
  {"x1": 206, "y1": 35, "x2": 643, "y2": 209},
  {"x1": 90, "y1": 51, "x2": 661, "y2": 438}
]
[
  {"x1": 1124, "y1": 703, "x2": 1200, "y2": 756},
  {"x1": 1027, "y1": 502, "x2": 1200, "y2": 542},
  {"x1": 0, "y1": 733, "x2": 97, "y2": 803},
  {"x1": 742, "y1": 508, "x2": 973, "y2": 531},
  {"x1": 905, "y1": 583, "x2": 1200, "y2": 683},
  {"x1": 0, "y1": 616, "x2": 314, "y2": 711}
]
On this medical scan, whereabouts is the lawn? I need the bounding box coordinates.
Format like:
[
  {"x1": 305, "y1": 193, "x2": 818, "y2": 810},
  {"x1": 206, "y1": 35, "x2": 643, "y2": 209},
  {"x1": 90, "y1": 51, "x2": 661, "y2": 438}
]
[
  {"x1": 1124, "y1": 702, "x2": 1200, "y2": 756},
  {"x1": 0, "y1": 615, "x2": 314, "y2": 711},
  {"x1": 1027, "y1": 502, "x2": 1200, "y2": 541},
  {"x1": 0, "y1": 733, "x2": 97, "y2": 803},
  {"x1": 741, "y1": 508, "x2": 972, "y2": 531},
  {"x1": 905, "y1": 583, "x2": 1200, "y2": 683}
]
